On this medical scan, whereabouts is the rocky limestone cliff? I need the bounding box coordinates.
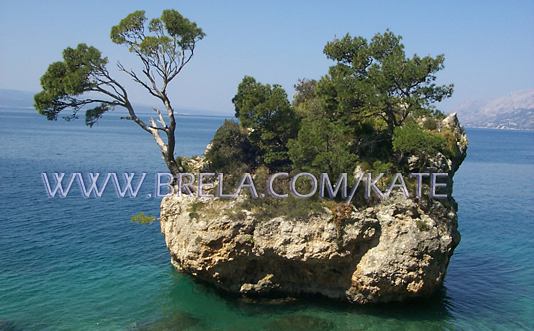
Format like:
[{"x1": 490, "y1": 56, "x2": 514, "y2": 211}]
[{"x1": 160, "y1": 114, "x2": 467, "y2": 304}]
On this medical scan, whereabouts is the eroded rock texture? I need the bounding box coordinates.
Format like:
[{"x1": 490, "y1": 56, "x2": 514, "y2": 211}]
[{"x1": 160, "y1": 113, "x2": 467, "y2": 303}]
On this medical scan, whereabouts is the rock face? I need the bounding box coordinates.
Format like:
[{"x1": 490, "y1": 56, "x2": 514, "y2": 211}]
[
  {"x1": 160, "y1": 114, "x2": 467, "y2": 304},
  {"x1": 160, "y1": 195, "x2": 460, "y2": 304}
]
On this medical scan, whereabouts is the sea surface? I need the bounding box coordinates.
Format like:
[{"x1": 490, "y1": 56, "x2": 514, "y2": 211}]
[{"x1": 0, "y1": 108, "x2": 533, "y2": 330}]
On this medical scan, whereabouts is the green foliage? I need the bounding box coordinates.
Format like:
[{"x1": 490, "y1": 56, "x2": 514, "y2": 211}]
[
  {"x1": 416, "y1": 219, "x2": 431, "y2": 232},
  {"x1": 85, "y1": 105, "x2": 111, "y2": 127},
  {"x1": 188, "y1": 201, "x2": 205, "y2": 220},
  {"x1": 205, "y1": 120, "x2": 257, "y2": 174},
  {"x1": 392, "y1": 122, "x2": 446, "y2": 156},
  {"x1": 175, "y1": 156, "x2": 194, "y2": 173},
  {"x1": 131, "y1": 212, "x2": 156, "y2": 224},
  {"x1": 290, "y1": 30, "x2": 453, "y2": 165},
  {"x1": 35, "y1": 9, "x2": 206, "y2": 177},
  {"x1": 421, "y1": 117, "x2": 438, "y2": 130},
  {"x1": 441, "y1": 129, "x2": 462, "y2": 159},
  {"x1": 111, "y1": 10, "x2": 205, "y2": 51},
  {"x1": 292, "y1": 79, "x2": 326, "y2": 121},
  {"x1": 252, "y1": 165, "x2": 271, "y2": 194},
  {"x1": 293, "y1": 79, "x2": 318, "y2": 107},
  {"x1": 36, "y1": 9, "x2": 205, "y2": 128},
  {"x1": 223, "y1": 209, "x2": 247, "y2": 222},
  {"x1": 160, "y1": 9, "x2": 205, "y2": 47},
  {"x1": 34, "y1": 44, "x2": 112, "y2": 121},
  {"x1": 370, "y1": 160, "x2": 394, "y2": 174},
  {"x1": 288, "y1": 117, "x2": 357, "y2": 176},
  {"x1": 110, "y1": 10, "x2": 146, "y2": 45},
  {"x1": 224, "y1": 30, "x2": 453, "y2": 177},
  {"x1": 319, "y1": 30, "x2": 453, "y2": 139},
  {"x1": 232, "y1": 76, "x2": 299, "y2": 171},
  {"x1": 240, "y1": 196, "x2": 325, "y2": 222}
]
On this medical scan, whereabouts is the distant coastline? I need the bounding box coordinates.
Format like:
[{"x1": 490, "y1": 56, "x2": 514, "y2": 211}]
[
  {"x1": 2, "y1": 88, "x2": 534, "y2": 130},
  {"x1": 0, "y1": 105, "x2": 231, "y2": 120},
  {"x1": 463, "y1": 125, "x2": 534, "y2": 132},
  {"x1": 0, "y1": 89, "x2": 232, "y2": 118}
]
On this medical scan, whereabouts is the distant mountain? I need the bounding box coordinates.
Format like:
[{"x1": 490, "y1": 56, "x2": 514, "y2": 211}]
[{"x1": 452, "y1": 89, "x2": 534, "y2": 130}]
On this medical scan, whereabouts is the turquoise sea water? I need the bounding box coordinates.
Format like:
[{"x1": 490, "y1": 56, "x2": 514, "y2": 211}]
[{"x1": 0, "y1": 108, "x2": 533, "y2": 330}]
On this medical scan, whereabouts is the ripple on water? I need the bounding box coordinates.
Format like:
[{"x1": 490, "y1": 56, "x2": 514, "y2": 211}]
[{"x1": 1, "y1": 115, "x2": 533, "y2": 330}]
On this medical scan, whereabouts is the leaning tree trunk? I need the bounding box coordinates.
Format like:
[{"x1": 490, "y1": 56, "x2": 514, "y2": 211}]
[{"x1": 149, "y1": 127, "x2": 180, "y2": 180}]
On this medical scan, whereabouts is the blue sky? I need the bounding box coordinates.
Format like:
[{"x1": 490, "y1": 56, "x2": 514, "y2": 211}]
[{"x1": 1, "y1": 0, "x2": 533, "y2": 115}]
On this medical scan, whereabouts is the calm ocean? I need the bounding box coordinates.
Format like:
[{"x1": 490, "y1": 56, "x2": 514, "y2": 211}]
[{"x1": 1, "y1": 108, "x2": 533, "y2": 330}]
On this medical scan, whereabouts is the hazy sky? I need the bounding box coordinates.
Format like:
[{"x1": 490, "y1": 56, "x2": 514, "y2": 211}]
[{"x1": 1, "y1": 0, "x2": 533, "y2": 115}]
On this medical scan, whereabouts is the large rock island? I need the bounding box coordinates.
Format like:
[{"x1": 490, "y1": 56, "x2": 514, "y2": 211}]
[{"x1": 160, "y1": 114, "x2": 467, "y2": 304}]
